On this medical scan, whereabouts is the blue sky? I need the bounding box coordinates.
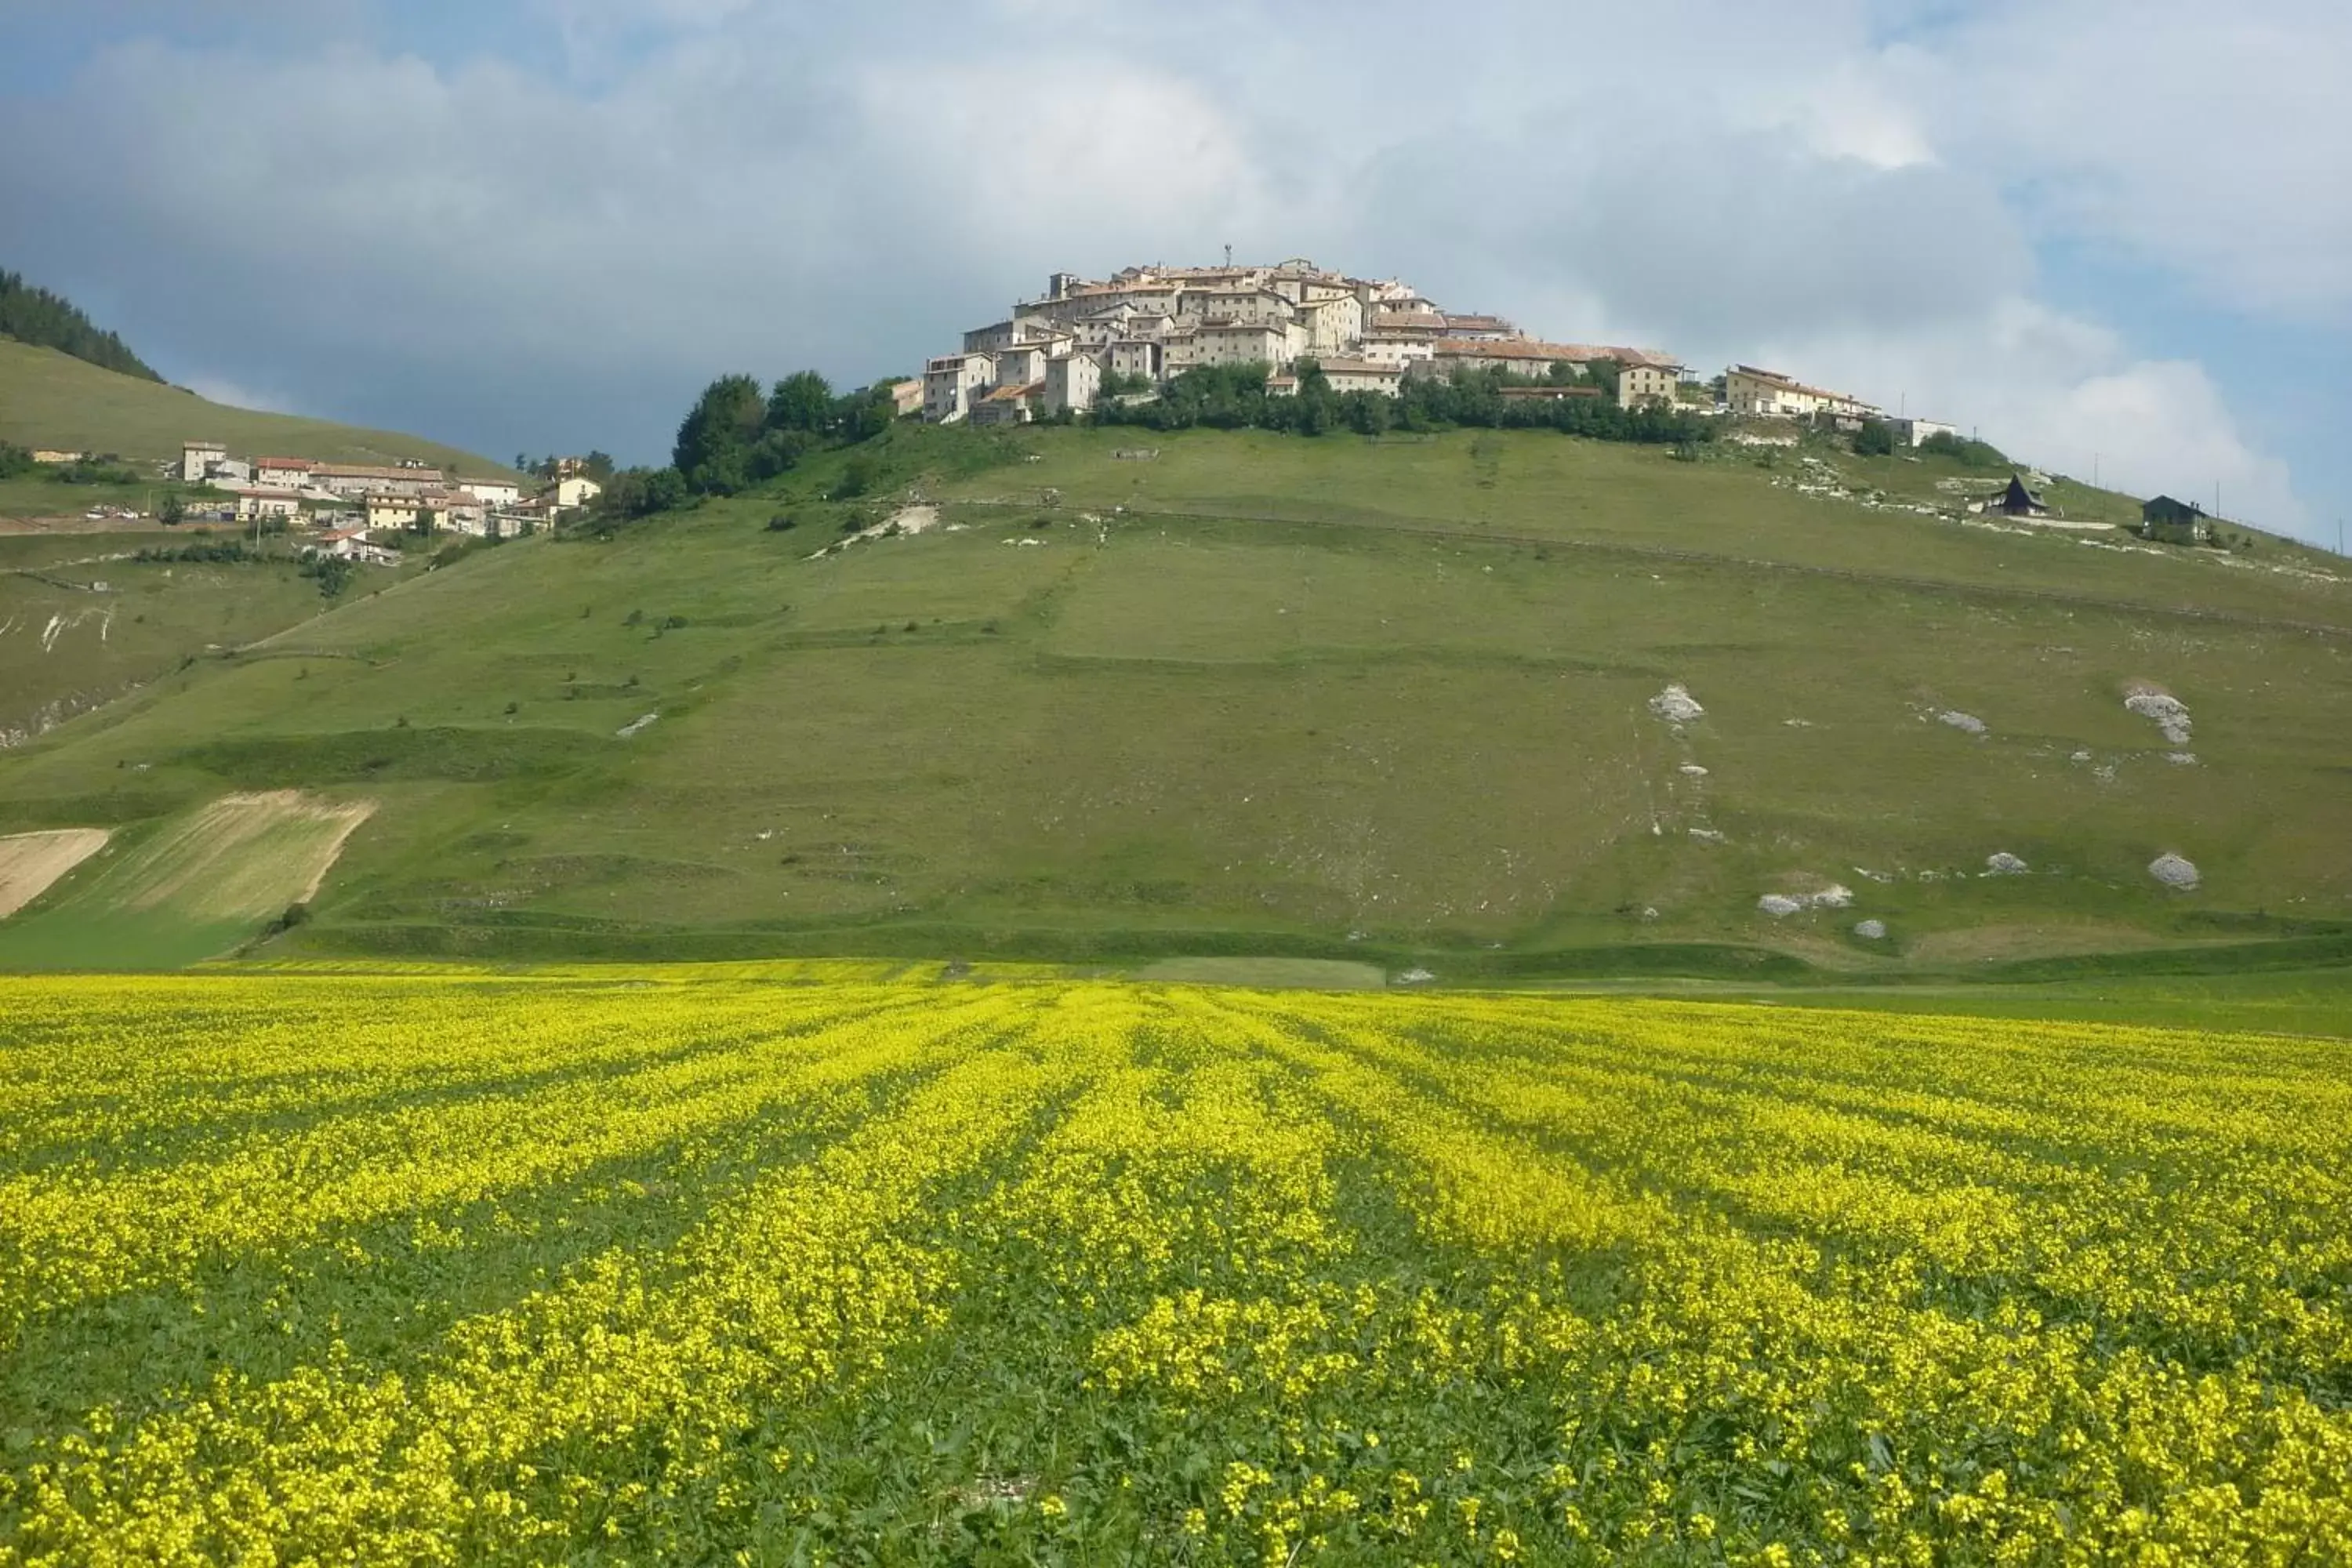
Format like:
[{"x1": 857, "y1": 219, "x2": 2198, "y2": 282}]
[{"x1": 3, "y1": 1, "x2": 2345, "y2": 547}]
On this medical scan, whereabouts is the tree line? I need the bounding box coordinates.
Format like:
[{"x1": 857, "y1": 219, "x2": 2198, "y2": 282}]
[
  {"x1": 574, "y1": 372, "x2": 904, "y2": 528},
  {"x1": 0, "y1": 269, "x2": 161, "y2": 381},
  {"x1": 1091, "y1": 361, "x2": 1713, "y2": 445}
]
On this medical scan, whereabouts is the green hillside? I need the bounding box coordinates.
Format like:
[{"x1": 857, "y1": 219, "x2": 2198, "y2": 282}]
[
  {"x1": 0, "y1": 420, "x2": 2347, "y2": 978},
  {"x1": 0, "y1": 337, "x2": 518, "y2": 481}
]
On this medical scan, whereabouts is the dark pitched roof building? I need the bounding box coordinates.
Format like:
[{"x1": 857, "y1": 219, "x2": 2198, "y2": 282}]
[{"x1": 1988, "y1": 475, "x2": 2049, "y2": 517}]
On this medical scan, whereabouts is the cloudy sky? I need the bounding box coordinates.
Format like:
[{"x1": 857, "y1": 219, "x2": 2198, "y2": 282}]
[{"x1": 4, "y1": 1, "x2": 2346, "y2": 546}]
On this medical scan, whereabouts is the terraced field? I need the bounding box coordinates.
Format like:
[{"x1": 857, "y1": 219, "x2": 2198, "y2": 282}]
[
  {"x1": 2, "y1": 969, "x2": 2345, "y2": 1563},
  {"x1": 0, "y1": 792, "x2": 369, "y2": 968}
]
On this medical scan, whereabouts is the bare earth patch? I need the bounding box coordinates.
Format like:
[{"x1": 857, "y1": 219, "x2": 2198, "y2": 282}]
[
  {"x1": 0, "y1": 829, "x2": 111, "y2": 918},
  {"x1": 119, "y1": 793, "x2": 376, "y2": 921},
  {"x1": 1904, "y1": 924, "x2": 2192, "y2": 965}
]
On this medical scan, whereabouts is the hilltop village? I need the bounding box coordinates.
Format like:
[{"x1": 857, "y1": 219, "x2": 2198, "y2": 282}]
[{"x1": 920, "y1": 256, "x2": 1955, "y2": 445}]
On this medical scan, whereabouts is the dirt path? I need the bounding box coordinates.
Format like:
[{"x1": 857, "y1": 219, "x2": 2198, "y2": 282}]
[{"x1": 0, "y1": 829, "x2": 111, "y2": 919}]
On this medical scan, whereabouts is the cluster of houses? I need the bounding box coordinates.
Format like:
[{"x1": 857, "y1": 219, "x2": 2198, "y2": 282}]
[
  {"x1": 921, "y1": 259, "x2": 1689, "y2": 426},
  {"x1": 177, "y1": 441, "x2": 603, "y2": 563},
  {"x1": 916, "y1": 258, "x2": 1965, "y2": 446}
]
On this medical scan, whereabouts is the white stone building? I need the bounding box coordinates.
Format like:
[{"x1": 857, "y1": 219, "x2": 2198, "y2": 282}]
[
  {"x1": 1887, "y1": 417, "x2": 1956, "y2": 447},
  {"x1": 551, "y1": 476, "x2": 603, "y2": 512},
  {"x1": 1615, "y1": 361, "x2": 1679, "y2": 410},
  {"x1": 455, "y1": 476, "x2": 523, "y2": 508},
  {"x1": 1269, "y1": 358, "x2": 1404, "y2": 397},
  {"x1": 1042, "y1": 354, "x2": 1100, "y2": 418},
  {"x1": 1723, "y1": 365, "x2": 1879, "y2": 420},
  {"x1": 924, "y1": 351, "x2": 996, "y2": 423},
  {"x1": 316, "y1": 463, "x2": 445, "y2": 498},
  {"x1": 181, "y1": 441, "x2": 226, "y2": 483},
  {"x1": 231, "y1": 488, "x2": 305, "y2": 523}
]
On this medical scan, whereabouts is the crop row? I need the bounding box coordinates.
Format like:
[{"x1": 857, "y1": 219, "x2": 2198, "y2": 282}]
[{"x1": 1, "y1": 973, "x2": 2346, "y2": 1565}]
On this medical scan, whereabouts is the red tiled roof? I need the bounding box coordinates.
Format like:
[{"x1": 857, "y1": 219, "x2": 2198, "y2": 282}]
[{"x1": 1437, "y1": 339, "x2": 1679, "y2": 368}]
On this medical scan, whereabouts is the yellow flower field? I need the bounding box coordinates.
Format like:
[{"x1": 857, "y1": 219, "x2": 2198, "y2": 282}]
[{"x1": 1, "y1": 970, "x2": 2347, "y2": 1565}]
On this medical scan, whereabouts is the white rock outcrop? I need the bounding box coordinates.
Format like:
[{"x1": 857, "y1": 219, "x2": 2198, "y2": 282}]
[
  {"x1": 1648, "y1": 684, "x2": 1704, "y2": 724},
  {"x1": 2148, "y1": 852, "x2": 2200, "y2": 890},
  {"x1": 2125, "y1": 690, "x2": 2193, "y2": 746}
]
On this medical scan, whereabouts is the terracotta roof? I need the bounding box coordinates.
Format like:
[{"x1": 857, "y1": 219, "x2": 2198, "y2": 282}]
[
  {"x1": 254, "y1": 456, "x2": 313, "y2": 470},
  {"x1": 318, "y1": 463, "x2": 444, "y2": 481},
  {"x1": 1438, "y1": 339, "x2": 1679, "y2": 368},
  {"x1": 1433, "y1": 339, "x2": 1592, "y2": 363},
  {"x1": 1729, "y1": 365, "x2": 1857, "y2": 401}
]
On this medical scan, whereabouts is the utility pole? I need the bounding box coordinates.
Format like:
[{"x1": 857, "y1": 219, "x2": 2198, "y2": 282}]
[{"x1": 2092, "y1": 452, "x2": 2100, "y2": 488}]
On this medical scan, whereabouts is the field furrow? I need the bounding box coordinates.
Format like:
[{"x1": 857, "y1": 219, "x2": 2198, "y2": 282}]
[{"x1": 1, "y1": 971, "x2": 2347, "y2": 1566}]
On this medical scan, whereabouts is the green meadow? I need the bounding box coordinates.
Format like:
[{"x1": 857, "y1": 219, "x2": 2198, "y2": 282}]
[{"x1": 0, "y1": 419, "x2": 2345, "y2": 987}]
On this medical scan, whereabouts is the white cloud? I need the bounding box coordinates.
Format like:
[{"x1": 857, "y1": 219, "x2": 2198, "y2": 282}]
[
  {"x1": 0, "y1": 1, "x2": 2332, "y2": 539},
  {"x1": 1913, "y1": 0, "x2": 2352, "y2": 321},
  {"x1": 1771, "y1": 299, "x2": 2305, "y2": 528}
]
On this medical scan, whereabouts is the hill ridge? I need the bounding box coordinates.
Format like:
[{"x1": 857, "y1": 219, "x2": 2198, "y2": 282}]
[{"x1": 0, "y1": 267, "x2": 158, "y2": 382}]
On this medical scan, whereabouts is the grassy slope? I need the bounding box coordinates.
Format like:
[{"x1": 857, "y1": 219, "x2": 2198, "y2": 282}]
[
  {"x1": 0, "y1": 330, "x2": 501, "y2": 756},
  {"x1": 0, "y1": 338, "x2": 520, "y2": 485},
  {"x1": 0, "y1": 532, "x2": 407, "y2": 750},
  {"x1": 0, "y1": 419, "x2": 2347, "y2": 975}
]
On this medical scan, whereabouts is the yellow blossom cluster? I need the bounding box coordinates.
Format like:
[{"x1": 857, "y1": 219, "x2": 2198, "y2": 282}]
[{"x1": 0, "y1": 971, "x2": 2346, "y2": 1564}]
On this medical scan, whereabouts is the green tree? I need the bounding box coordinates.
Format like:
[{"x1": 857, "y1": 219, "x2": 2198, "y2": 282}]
[
  {"x1": 831, "y1": 383, "x2": 898, "y2": 443},
  {"x1": 673, "y1": 374, "x2": 768, "y2": 493},
  {"x1": 766, "y1": 370, "x2": 836, "y2": 434},
  {"x1": 1345, "y1": 391, "x2": 1392, "y2": 436},
  {"x1": 158, "y1": 492, "x2": 186, "y2": 526},
  {"x1": 1920, "y1": 430, "x2": 2009, "y2": 468},
  {"x1": 0, "y1": 270, "x2": 160, "y2": 380},
  {"x1": 1853, "y1": 419, "x2": 1896, "y2": 456}
]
